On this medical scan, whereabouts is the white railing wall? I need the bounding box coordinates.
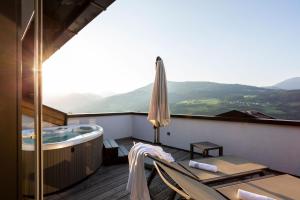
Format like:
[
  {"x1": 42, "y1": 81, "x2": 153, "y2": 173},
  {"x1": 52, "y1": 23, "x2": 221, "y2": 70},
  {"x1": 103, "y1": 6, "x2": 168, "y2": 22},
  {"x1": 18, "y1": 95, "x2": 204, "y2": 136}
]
[
  {"x1": 68, "y1": 114, "x2": 300, "y2": 176},
  {"x1": 132, "y1": 115, "x2": 300, "y2": 176},
  {"x1": 68, "y1": 115, "x2": 133, "y2": 140}
]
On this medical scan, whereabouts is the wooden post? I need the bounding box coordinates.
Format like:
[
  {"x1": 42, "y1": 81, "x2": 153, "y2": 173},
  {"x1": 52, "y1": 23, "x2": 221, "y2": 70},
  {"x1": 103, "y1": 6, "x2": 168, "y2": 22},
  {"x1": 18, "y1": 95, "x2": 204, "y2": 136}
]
[
  {"x1": 0, "y1": 1, "x2": 22, "y2": 198},
  {"x1": 34, "y1": 0, "x2": 43, "y2": 199}
]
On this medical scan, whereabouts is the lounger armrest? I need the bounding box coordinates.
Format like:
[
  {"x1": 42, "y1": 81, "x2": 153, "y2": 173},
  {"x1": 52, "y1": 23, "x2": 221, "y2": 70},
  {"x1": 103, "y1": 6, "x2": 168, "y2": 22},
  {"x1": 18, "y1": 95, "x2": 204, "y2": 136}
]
[{"x1": 153, "y1": 162, "x2": 191, "y2": 199}]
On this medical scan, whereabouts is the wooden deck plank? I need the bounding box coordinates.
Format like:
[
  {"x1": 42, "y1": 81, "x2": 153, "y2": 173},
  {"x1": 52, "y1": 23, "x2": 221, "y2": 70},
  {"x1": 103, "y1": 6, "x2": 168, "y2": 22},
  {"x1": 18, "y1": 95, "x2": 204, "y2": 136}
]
[
  {"x1": 59, "y1": 165, "x2": 129, "y2": 199},
  {"x1": 103, "y1": 140, "x2": 111, "y2": 148},
  {"x1": 45, "y1": 138, "x2": 192, "y2": 200},
  {"x1": 108, "y1": 139, "x2": 119, "y2": 148},
  {"x1": 118, "y1": 145, "x2": 129, "y2": 157}
]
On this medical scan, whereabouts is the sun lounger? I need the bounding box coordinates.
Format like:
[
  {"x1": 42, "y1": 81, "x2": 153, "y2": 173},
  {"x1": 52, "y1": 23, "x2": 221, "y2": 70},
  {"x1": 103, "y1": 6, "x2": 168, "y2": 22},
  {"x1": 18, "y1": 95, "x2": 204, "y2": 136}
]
[
  {"x1": 146, "y1": 154, "x2": 267, "y2": 186},
  {"x1": 216, "y1": 174, "x2": 300, "y2": 200},
  {"x1": 153, "y1": 159, "x2": 300, "y2": 200}
]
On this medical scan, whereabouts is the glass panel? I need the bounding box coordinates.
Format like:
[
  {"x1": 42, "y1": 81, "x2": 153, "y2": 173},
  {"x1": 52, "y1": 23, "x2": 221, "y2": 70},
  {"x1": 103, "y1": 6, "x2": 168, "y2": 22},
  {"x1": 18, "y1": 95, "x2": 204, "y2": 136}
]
[
  {"x1": 21, "y1": 28, "x2": 36, "y2": 198},
  {"x1": 21, "y1": 0, "x2": 36, "y2": 198}
]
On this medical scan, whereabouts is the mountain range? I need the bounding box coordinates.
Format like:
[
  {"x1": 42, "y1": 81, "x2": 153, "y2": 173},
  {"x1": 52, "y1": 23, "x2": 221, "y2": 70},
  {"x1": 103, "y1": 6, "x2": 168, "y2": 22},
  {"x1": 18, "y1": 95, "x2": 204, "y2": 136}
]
[
  {"x1": 272, "y1": 77, "x2": 300, "y2": 90},
  {"x1": 44, "y1": 93, "x2": 103, "y2": 113},
  {"x1": 44, "y1": 77, "x2": 300, "y2": 120}
]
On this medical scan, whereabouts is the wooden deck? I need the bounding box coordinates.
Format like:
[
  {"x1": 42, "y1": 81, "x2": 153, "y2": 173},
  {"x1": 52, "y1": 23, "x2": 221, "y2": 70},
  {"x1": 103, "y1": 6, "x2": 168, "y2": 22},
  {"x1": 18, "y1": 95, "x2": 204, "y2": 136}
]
[{"x1": 45, "y1": 138, "x2": 200, "y2": 200}]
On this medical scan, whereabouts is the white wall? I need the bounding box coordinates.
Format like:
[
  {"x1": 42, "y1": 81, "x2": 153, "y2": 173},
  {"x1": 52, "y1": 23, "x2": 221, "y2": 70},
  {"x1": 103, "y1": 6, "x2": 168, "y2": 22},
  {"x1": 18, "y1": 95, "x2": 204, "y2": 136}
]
[
  {"x1": 68, "y1": 115, "x2": 132, "y2": 140},
  {"x1": 132, "y1": 115, "x2": 300, "y2": 176},
  {"x1": 68, "y1": 114, "x2": 300, "y2": 176}
]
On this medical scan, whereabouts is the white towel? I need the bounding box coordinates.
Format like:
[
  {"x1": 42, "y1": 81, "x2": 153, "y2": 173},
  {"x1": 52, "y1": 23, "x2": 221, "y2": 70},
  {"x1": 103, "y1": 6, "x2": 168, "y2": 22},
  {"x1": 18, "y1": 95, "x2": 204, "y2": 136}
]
[
  {"x1": 126, "y1": 142, "x2": 174, "y2": 200},
  {"x1": 237, "y1": 189, "x2": 276, "y2": 200},
  {"x1": 188, "y1": 160, "x2": 218, "y2": 172}
]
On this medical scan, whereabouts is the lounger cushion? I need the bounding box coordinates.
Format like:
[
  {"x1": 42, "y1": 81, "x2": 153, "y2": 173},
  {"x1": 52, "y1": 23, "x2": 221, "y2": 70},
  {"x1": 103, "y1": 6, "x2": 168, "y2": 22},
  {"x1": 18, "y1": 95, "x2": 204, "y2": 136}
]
[
  {"x1": 217, "y1": 174, "x2": 300, "y2": 200},
  {"x1": 179, "y1": 155, "x2": 267, "y2": 183}
]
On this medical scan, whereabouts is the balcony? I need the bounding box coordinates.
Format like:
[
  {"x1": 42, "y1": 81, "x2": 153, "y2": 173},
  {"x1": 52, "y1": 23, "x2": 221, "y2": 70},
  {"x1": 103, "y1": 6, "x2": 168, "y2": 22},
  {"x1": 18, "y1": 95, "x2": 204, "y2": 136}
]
[
  {"x1": 37, "y1": 111, "x2": 300, "y2": 199},
  {"x1": 14, "y1": 0, "x2": 300, "y2": 199}
]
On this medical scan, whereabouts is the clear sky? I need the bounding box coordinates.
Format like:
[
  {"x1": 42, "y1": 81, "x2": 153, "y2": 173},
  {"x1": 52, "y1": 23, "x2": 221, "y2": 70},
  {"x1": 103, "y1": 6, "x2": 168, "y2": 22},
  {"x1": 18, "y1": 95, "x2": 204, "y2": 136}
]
[{"x1": 43, "y1": 0, "x2": 300, "y2": 97}]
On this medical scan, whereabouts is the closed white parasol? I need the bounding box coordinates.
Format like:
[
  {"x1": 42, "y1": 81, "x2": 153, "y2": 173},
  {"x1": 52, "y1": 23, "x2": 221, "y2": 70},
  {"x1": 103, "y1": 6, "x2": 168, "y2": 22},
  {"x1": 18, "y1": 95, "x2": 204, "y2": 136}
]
[{"x1": 147, "y1": 56, "x2": 171, "y2": 144}]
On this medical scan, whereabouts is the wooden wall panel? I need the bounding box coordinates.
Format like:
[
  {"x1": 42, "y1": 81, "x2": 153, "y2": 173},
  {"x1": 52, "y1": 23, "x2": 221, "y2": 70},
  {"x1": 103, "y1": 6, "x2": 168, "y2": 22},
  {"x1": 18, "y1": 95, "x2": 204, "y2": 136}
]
[
  {"x1": 0, "y1": 1, "x2": 21, "y2": 199},
  {"x1": 22, "y1": 100, "x2": 67, "y2": 126}
]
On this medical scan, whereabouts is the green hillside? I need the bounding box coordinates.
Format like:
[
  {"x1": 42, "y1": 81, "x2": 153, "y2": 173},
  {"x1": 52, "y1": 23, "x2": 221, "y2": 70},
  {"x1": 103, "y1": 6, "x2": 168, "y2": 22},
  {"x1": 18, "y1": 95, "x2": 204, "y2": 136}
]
[{"x1": 73, "y1": 81, "x2": 300, "y2": 120}]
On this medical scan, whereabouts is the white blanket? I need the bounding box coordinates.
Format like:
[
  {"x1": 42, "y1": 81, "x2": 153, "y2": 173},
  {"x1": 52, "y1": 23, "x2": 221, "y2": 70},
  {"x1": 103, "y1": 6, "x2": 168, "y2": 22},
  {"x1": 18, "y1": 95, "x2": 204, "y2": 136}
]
[
  {"x1": 188, "y1": 160, "x2": 218, "y2": 172},
  {"x1": 126, "y1": 142, "x2": 174, "y2": 200},
  {"x1": 237, "y1": 189, "x2": 276, "y2": 200}
]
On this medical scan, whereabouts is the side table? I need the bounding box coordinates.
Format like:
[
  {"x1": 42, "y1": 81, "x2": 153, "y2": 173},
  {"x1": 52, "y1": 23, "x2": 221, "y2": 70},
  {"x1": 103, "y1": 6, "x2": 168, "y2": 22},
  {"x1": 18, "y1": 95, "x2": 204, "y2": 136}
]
[{"x1": 190, "y1": 141, "x2": 223, "y2": 159}]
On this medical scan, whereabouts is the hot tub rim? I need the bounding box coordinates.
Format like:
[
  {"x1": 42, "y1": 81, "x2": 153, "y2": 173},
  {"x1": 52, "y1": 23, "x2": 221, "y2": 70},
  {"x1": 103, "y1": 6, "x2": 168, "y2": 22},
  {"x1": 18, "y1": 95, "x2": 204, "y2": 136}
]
[{"x1": 22, "y1": 125, "x2": 103, "y2": 151}]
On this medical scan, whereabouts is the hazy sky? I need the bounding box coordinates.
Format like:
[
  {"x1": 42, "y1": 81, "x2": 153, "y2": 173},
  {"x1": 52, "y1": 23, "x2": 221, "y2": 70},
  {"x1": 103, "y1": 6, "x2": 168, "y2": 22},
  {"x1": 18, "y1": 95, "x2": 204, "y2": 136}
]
[{"x1": 43, "y1": 0, "x2": 300, "y2": 97}]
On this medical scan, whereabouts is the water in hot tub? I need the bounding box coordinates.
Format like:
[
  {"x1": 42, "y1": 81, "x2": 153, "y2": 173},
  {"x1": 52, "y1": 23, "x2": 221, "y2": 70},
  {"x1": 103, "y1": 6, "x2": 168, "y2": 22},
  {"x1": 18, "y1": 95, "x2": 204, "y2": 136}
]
[{"x1": 22, "y1": 125, "x2": 97, "y2": 144}]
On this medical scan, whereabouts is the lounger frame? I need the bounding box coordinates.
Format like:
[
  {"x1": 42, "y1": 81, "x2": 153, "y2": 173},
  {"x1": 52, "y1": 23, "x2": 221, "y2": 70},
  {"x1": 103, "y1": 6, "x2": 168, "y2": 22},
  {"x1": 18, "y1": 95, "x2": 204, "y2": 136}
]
[
  {"x1": 146, "y1": 154, "x2": 268, "y2": 186},
  {"x1": 146, "y1": 154, "x2": 269, "y2": 200}
]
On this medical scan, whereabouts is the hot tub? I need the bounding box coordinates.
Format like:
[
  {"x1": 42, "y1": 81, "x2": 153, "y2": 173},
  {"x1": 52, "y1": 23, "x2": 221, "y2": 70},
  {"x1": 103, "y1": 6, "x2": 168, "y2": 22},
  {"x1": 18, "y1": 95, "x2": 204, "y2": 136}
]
[{"x1": 22, "y1": 125, "x2": 103, "y2": 195}]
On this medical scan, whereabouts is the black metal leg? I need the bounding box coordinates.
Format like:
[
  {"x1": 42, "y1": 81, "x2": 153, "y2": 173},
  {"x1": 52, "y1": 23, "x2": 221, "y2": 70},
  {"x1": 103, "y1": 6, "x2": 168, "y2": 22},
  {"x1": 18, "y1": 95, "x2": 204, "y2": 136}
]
[
  {"x1": 202, "y1": 150, "x2": 208, "y2": 157},
  {"x1": 147, "y1": 167, "x2": 157, "y2": 186},
  {"x1": 190, "y1": 144, "x2": 194, "y2": 159},
  {"x1": 219, "y1": 147, "x2": 223, "y2": 156}
]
